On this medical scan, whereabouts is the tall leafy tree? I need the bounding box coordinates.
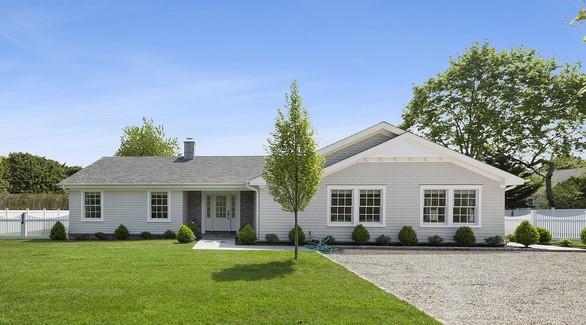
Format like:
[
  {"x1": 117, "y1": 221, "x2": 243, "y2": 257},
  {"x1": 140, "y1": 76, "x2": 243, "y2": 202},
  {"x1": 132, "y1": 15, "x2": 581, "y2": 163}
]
[
  {"x1": 262, "y1": 81, "x2": 324, "y2": 259},
  {"x1": 6, "y1": 153, "x2": 68, "y2": 193},
  {"x1": 402, "y1": 42, "x2": 586, "y2": 208},
  {"x1": 115, "y1": 118, "x2": 180, "y2": 156},
  {"x1": 570, "y1": 7, "x2": 586, "y2": 95},
  {"x1": 0, "y1": 157, "x2": 9, "y2": 193}
]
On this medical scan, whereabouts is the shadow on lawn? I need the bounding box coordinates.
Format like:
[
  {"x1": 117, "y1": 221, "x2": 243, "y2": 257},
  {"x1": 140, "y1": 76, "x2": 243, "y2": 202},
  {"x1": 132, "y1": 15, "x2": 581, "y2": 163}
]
[{"x1": 212, "y1": 260, "x2": 294, "y2": 282}]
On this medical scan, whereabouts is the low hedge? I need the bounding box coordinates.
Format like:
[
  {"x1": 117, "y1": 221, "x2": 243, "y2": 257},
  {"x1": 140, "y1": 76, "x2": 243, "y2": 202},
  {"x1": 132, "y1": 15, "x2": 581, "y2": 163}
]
[
  {"x1": 453, "y1": 227, "x2": 476, "y2": 247},
  {"x1": 398, "y1": 226, "x2": 418, "y2": 246},
  {"x1": 238, "y1": 224, "x2": 257, "y2": 245},
  {"x1": 288, "y1": 226, "x2": 305, "y2": 245},
  {"x1": 351, "y1": 225, "x2": 370, "y2": 244},
  {"x1": 114, "y1": 224, "x2": 129, "y2": 240},
  {"x1": 49, "y1": 221, "x2": 66, "y2": 240}
]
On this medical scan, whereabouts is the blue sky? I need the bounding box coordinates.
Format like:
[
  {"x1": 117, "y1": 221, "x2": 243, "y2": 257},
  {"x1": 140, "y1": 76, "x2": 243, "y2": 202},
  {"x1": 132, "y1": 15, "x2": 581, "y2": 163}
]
[{"x1": 0, "y1": 0, "x2": 584, "y2": 166}]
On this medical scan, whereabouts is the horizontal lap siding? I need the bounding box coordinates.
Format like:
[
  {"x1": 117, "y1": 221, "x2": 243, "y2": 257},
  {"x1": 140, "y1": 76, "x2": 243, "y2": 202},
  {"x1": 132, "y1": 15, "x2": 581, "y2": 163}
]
[
  {"x1": 68, "y1": 190, "x2": 183, "y2": 235},
  {"x1": 259, "y1": 162, "x2": 504, "y2": 242}
]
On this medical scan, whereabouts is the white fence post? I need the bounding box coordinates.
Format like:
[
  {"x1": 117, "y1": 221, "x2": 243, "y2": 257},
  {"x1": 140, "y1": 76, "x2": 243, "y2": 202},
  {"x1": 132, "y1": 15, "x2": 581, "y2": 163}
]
[{"x1": 530, "y1": 210, "x2": 536, "y2": 225}]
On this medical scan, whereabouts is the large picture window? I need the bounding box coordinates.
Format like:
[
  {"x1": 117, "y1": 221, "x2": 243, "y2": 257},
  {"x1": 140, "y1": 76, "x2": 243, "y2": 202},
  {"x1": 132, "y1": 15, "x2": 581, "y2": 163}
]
[
  {"x1": 83, "y1": 192, "x2": 102, "y2": 220},
  {"x1": 150, "y1": 192, "x2": 169, "y2": 221},
  {"x1": 421, "y1": 186, "x2": 481, "y2": 227},
  {"x1": 328, "y1": 186, "x2": 385, "y2": 226}
]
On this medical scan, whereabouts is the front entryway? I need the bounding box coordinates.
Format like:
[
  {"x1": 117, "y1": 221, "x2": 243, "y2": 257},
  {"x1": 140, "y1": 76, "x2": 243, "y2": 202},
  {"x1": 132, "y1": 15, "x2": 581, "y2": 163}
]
[{"x1": 204, "y1": 192, "x2": 240, "y2": 232}]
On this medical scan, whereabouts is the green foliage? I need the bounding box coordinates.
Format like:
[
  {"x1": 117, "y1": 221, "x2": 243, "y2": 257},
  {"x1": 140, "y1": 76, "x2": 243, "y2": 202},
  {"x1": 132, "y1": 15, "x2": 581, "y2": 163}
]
[
  {"x1": 0, "y1": 157, "x2": 8, "y2": 194},
  {"x1": 559, "y1": 239, "x2": 573, "y2": 247},
  {"x1": 114, "y1": 224, "x2": 130, "y2": 240},
  {"x1": 553, "y1": 174, "x2": 586, "y2": 209},
  {"x1": 514, "y1": 220, "x2": 539, "y2": 247},
  {"x1": 485, "y1": 235, "x2": 504, "y2": 247},
  {"x1": 427, "y1": 235, "x2": 444, "y2": 246},
  {"x1": 115, "y1": 117, "x2": 180, "y2": 157},
  {"x1": 265, "y1": 233, "x2": 279, "y2": 243},
  {"x1": 398, "y1": 226, "x2": 418, "y2": 246},
  {"x1": 454, "y1": 227, "x2": 476, "y2": 247},
  {"x1": 73, "y1": 234, "x2": 90, "y2": 240},
  {"x1": 5, "y1": 153, "x2": 80, "y2": 194},
  {"x1": 506, "y1": 233, "x2": 516, "y2": 243},
  {"x1": 375, "y1": 234, "x2": 391, "y2": 246},
  {"x1": 0, "y1": 193, "x2": 68, "y2": 209},
  {"x1": 186, "y1": 223, "x2": 201, "y2": 239},
  {"x1": 351, "y1": 225, "x2": 370, "y2": 244},
  {"x1": 402, "y1": 42, "x2": 586, "y2": 207},
  {"x1": 140, "y1": 231, "x2": 153, "y2": 240},
  {"x1": 237, "y1": 224, "x2": 257, "y2": 245},
  {"x1": 162, "y1": 230, "x2": 176, "y2": 239},
  {"x1": 288, "y1": 226, "x2": 305, "y2": 244},
  {"x1": 322, "y1": 235, "x2": 336, "y2": 245},
  {"x1": 176, "y1": 225, "x2": 195, "y2": 243},
  {"x1": 535, "y1": 227, "x2": 552, "y2": 244},
  {"x1": 581, "y1": 227, "x2": 586, "y2": 244},
  {"x1": 94, "y1": 232, "x2": 107, "y2": 240},
  {"x1": 49, "y1": 221, "x2": 66, "y2": 240},
  {"x1": 262, "y1": 81, "x2": 324, "y2": 259}
]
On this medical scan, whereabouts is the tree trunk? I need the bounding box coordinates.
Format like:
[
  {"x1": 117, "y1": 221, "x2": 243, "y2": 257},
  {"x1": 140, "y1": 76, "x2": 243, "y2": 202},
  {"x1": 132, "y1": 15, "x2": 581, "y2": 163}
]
[
  {"x1": 294, "y1": 210, "x2": 298, "y2": 260},
  {"x1": 544, "y1": 161, "x2": 556, "y2": 208}
]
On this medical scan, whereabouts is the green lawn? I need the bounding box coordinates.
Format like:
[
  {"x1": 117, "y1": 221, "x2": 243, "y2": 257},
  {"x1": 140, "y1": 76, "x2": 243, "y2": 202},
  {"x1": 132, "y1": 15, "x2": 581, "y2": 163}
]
[
  {"x1": 0, "y1": 240, "x2": 437, "y2": 324},
  {"x1": 550, "y1": 239, "x2": 586, "y2": 248}
]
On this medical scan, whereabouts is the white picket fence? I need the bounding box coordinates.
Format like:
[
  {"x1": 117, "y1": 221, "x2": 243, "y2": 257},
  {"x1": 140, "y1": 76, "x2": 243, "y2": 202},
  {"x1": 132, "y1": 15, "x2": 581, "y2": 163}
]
[
  {"x1": 0, "y1": 209, "x2": 69, "y2": 238},
  {"x1": 505, "y1": 209, "x2": 586, "y2": 240}
]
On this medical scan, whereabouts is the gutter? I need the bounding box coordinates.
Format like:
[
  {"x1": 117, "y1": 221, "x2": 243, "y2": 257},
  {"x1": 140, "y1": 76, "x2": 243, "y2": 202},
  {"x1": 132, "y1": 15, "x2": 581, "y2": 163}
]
[
  {"x1": 504, "y1": 185, "x2": 517, "y2": 192},
  {"x1": 244, "y1": 181, "x2": 261, "y2": 238}
]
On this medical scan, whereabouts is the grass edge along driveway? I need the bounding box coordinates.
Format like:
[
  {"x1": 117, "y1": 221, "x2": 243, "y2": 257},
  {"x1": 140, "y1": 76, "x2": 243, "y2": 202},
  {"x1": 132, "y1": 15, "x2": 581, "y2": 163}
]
[{"x1": 0, "y1": 240, "x2": 437, "y2": 324}]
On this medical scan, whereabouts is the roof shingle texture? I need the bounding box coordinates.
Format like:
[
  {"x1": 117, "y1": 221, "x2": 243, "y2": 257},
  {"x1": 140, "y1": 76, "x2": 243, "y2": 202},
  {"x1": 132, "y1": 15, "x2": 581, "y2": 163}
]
[{"x1": 60, "y1": 156, "x2": 265, "y2": 185}]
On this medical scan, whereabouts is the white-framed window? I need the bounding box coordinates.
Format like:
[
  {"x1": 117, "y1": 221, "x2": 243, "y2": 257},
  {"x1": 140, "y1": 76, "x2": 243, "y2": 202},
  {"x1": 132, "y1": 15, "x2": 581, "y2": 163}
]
[
  {"x1": 330, "y1": 189, "x2": 353, "y2": 223},
  {"x1": 148, "y1": 191, "x2": 171, "y2": 222},
  {"x1": 420, "y1": 185, "x2": 481, "y2": 227},
  {"x1": 327, "y1": 186, "x2": 385, "y2": 227},
  {"x1": 82, "y1": 191, "x2": 103, "y2": 221}
]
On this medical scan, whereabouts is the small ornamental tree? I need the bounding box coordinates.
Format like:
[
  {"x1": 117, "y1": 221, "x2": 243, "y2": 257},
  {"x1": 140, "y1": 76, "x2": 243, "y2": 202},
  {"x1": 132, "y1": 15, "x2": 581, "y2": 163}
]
[
  {"x1": 514, "y1": 220, "x2": 539, "y2": 247},
  {"x1": 262, "y1": 81, "x2": 324, "y2": 259},
  {"x1": 115, "y1": 117, "x2": 180, "y2": 156},
  {"x1": 49, "y1": 221, "x2": 66, "y2": 240}
]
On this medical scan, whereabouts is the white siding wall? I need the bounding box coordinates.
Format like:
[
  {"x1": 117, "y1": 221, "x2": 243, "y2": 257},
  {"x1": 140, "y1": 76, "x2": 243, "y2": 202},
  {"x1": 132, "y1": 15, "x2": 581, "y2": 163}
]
[
  {"x1": 259, "y1": 162, "x2": 504, "y2": 242},
  {"x1": 68, "y1": 190, "x2": 183, "y2": 234}
]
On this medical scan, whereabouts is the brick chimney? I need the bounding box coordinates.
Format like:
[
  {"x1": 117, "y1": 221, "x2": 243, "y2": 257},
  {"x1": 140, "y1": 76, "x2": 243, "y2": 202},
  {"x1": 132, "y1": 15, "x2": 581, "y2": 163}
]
[{"x1": 183, "y1": 138, "x2": 195, "y2": 161}]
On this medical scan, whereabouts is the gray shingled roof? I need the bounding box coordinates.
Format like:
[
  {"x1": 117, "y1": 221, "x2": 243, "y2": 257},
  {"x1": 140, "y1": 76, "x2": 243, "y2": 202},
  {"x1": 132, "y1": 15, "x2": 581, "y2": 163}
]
[{"x1": 60, "y1": 156, "x2": 265, "y2": 186}]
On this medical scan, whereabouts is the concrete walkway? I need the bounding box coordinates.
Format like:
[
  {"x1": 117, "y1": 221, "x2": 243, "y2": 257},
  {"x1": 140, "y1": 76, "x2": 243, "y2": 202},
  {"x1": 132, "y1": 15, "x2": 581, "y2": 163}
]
[
  {"x1": 507, "y1": 242, "x2": 585, "y2": 251},
  {"x1": 193, "y1": 239, "x2": 309, "y2": 251}
]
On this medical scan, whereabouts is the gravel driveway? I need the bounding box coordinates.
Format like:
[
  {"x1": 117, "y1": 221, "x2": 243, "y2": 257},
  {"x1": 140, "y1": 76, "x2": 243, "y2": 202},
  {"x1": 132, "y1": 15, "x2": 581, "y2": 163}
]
[{"x1": 329, "y1": 250, "x2": 586, "y2": 325}]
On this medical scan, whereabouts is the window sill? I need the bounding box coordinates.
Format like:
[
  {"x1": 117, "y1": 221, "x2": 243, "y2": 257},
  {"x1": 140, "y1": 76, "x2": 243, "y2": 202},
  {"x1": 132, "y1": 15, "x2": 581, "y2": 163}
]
[
  {"x1": 147, "y1": 219, "x2": 171, "y2": 223},
  {"x1": 80, "y1": 219, "x2": 103, "y2": 222},
  {"x1": 420, "y1": 223, "x2": 481, "y2": 228}
]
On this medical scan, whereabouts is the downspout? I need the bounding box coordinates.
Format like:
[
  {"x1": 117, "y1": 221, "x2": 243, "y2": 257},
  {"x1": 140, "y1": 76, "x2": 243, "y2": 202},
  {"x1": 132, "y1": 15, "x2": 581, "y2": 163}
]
[{"x1": 245, "y1": 181, "x2": 260, "y2": 238}]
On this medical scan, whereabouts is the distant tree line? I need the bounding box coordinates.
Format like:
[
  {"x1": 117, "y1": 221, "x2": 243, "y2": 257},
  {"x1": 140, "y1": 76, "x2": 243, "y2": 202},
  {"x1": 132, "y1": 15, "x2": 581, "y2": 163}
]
[{"x1": 0, "y1": 153, "x2": 81, "y2": 209}]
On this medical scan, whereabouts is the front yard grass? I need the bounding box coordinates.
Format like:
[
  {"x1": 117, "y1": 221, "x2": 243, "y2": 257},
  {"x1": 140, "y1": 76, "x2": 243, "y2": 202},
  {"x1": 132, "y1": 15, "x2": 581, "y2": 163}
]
[
  {"x1": 550, "y1": 239, "x2": 586, "y2": 248},
  {"x1": 0, "y1": 240, "x2": 437, "y2": 324}
]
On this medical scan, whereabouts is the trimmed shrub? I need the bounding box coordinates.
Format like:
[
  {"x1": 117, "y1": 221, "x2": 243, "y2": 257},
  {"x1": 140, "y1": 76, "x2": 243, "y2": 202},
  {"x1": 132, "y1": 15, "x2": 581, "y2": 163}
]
[
  {"x1": 322, "y1": 235, "x2": 336, "y2": 245},
  {"x1": 265, "y1": 233, "x2": 279, "y2": 243},
  {"x1": 375, "y1": 234, "x2": 391, "y2": 246},
  {"x1": 428, "y1": 235, "x2": 444, "y2": 246},
  {"x1": 454, "y1": 227, "x2": 476, "y2": 247},
  {"x1": 238, "y1": 224, "x2": 257, "y2": 245},
  {"x1": 73, "y1": 234, "x2": 89, "y2": 241},
  {"x1": 559, "y1": 239, "x2": 573, "y2": 247},
  {"x1": 351, "y1": 224, "x2": 370, "y2": 244},
  {"x1": 485, "y1": 235, "x2": 504, "y2": 247},
  {"x1": 514, "y1": 220, "x2": 539, "y2": 247},
  {"x1": 506, "y1": 233, "x2": 515, "y2": 243},
  {"x1": 49, "y1": 221, "x2": 66, "y2": 240},
  {"x1": 162, "y1": 230, "x2": 176, "y2": 239},
  {"x1": 581, "y1": 227, "x2": 586, "y2": 245},
  {"x1": 535, "y1": 227, "x2": 552, "y2": 244},
  {"x1": 288, "y1": 226, "x2": 305, "y2": 245},
  {"x1": 94, "y1": 232, "x2": 107, "y2": 240},
  {"x1": 398, "y1": 226, "x2": 418, "y2": 246},
  {"x1": 187, "y1": 224, "x2": 200, "y2": 239},
  {"x1": 140, "y1": 231, "x2": 153, "y2": 240},
  {"x1": 176, "y1": 225, "x2": 195, "y2": 243},
  {"x1": 114, "y1": 224, "x2": 129, "y2": 240}
]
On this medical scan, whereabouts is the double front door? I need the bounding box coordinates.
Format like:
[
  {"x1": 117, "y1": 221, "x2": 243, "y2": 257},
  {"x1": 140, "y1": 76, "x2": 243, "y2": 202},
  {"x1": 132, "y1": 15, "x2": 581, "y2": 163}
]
[{"x1": 204, "y1": 192, "x2": 239, "y2": 232}]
